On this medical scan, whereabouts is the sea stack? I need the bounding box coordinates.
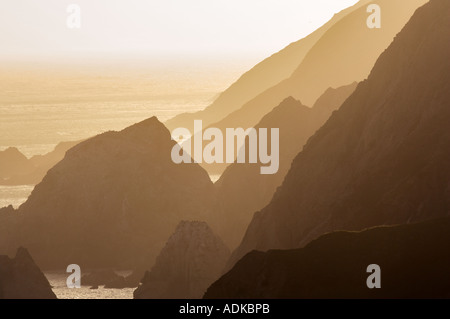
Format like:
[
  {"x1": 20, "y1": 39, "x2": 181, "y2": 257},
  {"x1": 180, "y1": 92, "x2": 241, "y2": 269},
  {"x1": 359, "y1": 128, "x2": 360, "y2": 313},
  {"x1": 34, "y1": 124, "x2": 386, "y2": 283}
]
[
  {"x1": 0, "y1": 247, "x2": 56, "y2": 299},
  {"x1": 134, "y1": 221, "x2": 230, "y2": 299}
]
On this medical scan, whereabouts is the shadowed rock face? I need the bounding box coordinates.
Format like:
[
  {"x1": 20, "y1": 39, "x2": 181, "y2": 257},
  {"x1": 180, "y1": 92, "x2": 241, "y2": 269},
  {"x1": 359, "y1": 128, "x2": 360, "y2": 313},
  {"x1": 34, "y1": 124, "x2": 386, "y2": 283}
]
[
  {"x1": 134, "y1": 221, "x2": 230, "y2": 299},
  {"x1": 213, "y1": 83, "x2": 357, "y2": 250},
  {"x1": 0, "y1": 247, "x2": 56, "y2": 299},
  {"x1": 205, "y1": 217, "x2": 450, "y2": 299},
  {"x1": 229, "y1": 0, "x2": 450, "y2": 269},
  {"x1": 5, "y1": 117, "x2": 215, "y2": 269}
]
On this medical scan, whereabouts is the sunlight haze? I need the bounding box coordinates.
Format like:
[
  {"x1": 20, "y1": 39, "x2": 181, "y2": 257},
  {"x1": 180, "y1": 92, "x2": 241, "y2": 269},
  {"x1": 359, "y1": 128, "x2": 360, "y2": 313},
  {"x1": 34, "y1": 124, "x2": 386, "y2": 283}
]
[{"x1": 0, "y1": 0, "x2": 358, "y2": 60}]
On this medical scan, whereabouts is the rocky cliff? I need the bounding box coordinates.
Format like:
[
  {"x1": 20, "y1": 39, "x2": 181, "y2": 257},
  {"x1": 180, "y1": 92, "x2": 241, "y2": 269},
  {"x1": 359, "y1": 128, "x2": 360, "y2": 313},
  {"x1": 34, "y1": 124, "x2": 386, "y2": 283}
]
[{"x1": 229, "y1": 0, "x2": 450, "y2": 269}]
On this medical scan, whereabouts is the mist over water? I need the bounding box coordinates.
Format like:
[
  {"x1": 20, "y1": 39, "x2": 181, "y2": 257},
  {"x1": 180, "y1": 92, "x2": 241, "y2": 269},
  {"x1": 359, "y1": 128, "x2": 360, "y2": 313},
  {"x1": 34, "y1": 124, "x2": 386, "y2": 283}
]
[
  {"x1": 0, "y1": 57, "x2": 251, "y2": 157},
  {"x1": 0, "y1": 100, "x2": 206, "y2": 157}
]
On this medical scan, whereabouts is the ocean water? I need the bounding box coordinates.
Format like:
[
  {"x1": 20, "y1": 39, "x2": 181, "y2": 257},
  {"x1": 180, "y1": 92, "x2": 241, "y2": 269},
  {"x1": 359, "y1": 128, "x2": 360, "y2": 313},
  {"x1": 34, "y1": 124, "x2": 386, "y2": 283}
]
[
  {"x1": 0, "y1": 99, "x2": 208, "y2": 157},
  {"x1": 0, "y1": 59, "x2": 247, "y2": 157},
  {"x1": 0, "y1": 185, "x2": 35, "y2": 209},
  {"x1": 45, "y1": 271, "x2": 135, "y2": 299}
]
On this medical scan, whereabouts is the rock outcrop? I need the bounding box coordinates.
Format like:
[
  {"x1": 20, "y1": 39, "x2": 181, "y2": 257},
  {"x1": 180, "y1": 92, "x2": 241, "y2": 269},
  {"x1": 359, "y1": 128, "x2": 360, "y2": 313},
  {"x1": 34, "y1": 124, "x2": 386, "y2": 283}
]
[
  {"x1": 134, "y1": 221, "x2": 230, "y2": 299},
  {"x1": 0, "y1": 147, "x2": 33, "y2": 180},
  {"x1": 229, "y1": 0, "x2": 450, "y2": 269},
  {"x1": 205, "y1": 217, "x2": 450, "y2": 299},
  {"x1": 5, "y1": 117, "x2": 215, "y2": 269},
  {"x1": 0, "y1": 247, "x2": 56, "y2": 299}
]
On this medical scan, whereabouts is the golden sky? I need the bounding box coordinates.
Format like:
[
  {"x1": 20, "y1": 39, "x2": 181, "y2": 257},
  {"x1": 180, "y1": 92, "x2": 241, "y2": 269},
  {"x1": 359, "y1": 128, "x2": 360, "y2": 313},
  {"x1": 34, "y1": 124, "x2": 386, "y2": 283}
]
[{"x1": 0, "y1": 0, "x2": 358, "y2": 60}]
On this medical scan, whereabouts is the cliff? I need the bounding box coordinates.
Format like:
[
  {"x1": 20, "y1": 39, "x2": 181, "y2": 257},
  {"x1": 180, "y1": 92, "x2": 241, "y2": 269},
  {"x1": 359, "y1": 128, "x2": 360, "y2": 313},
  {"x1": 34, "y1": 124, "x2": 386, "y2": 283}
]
[{"x1": 229, "y1": 0, "x2": 450, "y2": 268}]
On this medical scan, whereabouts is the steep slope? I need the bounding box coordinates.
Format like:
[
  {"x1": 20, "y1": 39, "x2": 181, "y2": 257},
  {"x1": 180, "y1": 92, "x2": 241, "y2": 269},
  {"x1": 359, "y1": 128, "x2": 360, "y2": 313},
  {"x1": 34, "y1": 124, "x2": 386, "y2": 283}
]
[
  {"x1": 4, "y1": 117, "x2": 215, "y2": 269},
  {"x1": 229, "y1": 0, "x2": 450, "y2": 268},
  {"x1": 134, "y1": 221, "x2": 230, "y2": 299},
  {"x1": 165, "y1": 0, "x2": 371, "y2": 132},
  {"x1": 209, "y1": 0, "x2": 427, "y2": 139},
  {"x1": 205, "y1": 217, "x2": 450, "y2": 299},
  {"x1": 0, "y1": 247, "x2": 56, "y2": 299},
  {"x1": 213, "y1": 83, "x2": 357, "y2": 249}
]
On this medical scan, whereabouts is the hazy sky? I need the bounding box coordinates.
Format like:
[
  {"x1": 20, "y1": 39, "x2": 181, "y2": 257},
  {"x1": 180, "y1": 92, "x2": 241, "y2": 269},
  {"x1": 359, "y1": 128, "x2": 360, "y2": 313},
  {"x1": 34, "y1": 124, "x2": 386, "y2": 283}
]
[{"x1": 0, "y1": 0, "x2": 358, "y2": 60}]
